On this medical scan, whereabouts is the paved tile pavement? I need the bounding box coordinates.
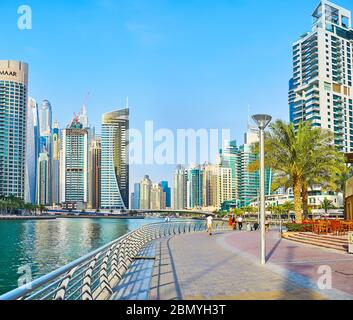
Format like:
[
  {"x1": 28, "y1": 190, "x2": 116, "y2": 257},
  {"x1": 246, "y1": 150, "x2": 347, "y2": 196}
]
[
  {"x1": 220, "y1": 231, "x2": 353, "y2": 299},
  {"x1": 148, "y1": 231, "x2": 346, "y2": 300}
]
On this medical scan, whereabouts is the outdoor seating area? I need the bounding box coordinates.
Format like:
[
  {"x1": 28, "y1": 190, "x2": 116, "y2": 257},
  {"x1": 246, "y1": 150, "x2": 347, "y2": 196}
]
[{"x1": 302, "y1": 220, "x2": 353, "y2": 236}]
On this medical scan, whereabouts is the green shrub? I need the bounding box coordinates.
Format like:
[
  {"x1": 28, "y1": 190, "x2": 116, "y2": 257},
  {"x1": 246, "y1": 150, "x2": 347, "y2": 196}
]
[{"x1": 285, "y1": 223, "x2": 313, "y2": 232}]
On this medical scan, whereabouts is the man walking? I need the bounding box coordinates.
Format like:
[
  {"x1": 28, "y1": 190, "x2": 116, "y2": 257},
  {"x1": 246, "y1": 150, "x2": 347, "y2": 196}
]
[
  {"x1": 206, "y1": 215, "x2": 213, "y2": 236},
  {"x1": 237, "y1": 215, "x2": 243, "y2": 231}
]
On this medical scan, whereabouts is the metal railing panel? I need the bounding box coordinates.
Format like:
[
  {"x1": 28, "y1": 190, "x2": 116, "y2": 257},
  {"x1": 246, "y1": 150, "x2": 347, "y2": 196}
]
[{"x1": 0, "y1": 220, "x2": 228, "y2": 301}]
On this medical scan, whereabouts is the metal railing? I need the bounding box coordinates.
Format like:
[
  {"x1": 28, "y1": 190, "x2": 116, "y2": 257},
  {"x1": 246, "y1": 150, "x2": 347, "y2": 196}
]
[{"x1": 0, "y1": 220, "x2": 228, "y2": 301}]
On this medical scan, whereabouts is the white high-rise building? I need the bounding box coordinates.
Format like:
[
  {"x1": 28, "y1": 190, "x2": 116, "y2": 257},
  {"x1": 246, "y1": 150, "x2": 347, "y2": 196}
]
[
  {"x1": 173, "y1": 165, "x2": 187, "y2": 210},
  {"x1": 290, "y1": 0, "x2": 353, "y2": 152},
  {"x1": 60, "y1": 118, "x2": 89, "y2": 208},
  {"x1": 100, "y1": 108, "x2": 129, "y2": 210},
  {"x1": 0, "y1": 60, "x2": 28, "y2": 199},
  {"x1": 25, "y1": 97, "x2": 40, "y2": 204}
]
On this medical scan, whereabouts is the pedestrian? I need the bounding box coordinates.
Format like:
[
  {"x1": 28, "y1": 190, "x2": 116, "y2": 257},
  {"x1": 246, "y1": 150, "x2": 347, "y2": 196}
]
[
  {"x1": 265, "y1": 217, "x2": 270, "y2": 232},
  {"x1": 253, "y1": 222, "x2": 259, "y2": 231},
  {"x1": 232, "y1": 215, "x2": 237, "y2": 230},
  {"x1": 228, "y1": 215, "x2": 233, "y2": 228},
  {"x1": 237, "y1": 215, "x2": 243, "y2": 231},
  {"x1": 206, "y1": 215, "x2": 213, "y2": 236}
]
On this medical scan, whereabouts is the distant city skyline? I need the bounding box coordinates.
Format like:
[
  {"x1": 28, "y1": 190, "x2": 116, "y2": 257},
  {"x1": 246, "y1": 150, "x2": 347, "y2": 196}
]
[{"x1": 2, "y1": 0, "x2": 353, "y2": 189}]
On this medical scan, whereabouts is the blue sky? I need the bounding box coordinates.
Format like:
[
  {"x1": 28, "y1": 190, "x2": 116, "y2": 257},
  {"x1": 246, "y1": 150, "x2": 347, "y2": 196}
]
[{"x1": 2, "y1": 0, "x2": 352, "y2": 189}]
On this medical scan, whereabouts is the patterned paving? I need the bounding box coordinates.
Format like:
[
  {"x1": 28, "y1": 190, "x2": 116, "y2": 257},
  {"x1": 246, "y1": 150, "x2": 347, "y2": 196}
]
[{"x1": 148, "y1": 231, "x2": 331, "y2": 300}]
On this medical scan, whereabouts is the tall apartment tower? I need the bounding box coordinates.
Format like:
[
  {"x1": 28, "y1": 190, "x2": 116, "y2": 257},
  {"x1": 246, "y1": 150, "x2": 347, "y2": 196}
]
[
  {"x1": 25, "y1": 97, "x2": 40, "y2": 204},
  {"x1": 140, "y1": 175, "x2": 152, "y2": 210},
  {"x1": 289, "y1": 1, "x2": 353, "y2": 152},
  {"x1": 131, "y1": 183, "x2": 141, "y2": 209},
  {"x1": 187, "y1": 165, "x2": 203, "y2": 209},
  {"x1": 173, "y1": 165, "x2": 187, "y2": 210},
  {"x1": 151, "y1": 183, "x2": 166, "y2": 210},
  {"x1": 0, "y1": 61, "x2": 28, "y2": 199},
  {"x1": 60, "y1": 118, "x2": 89, "y2": 209},
  {"x1": 88, "y1": 137, "x2": 101, "y2": 210},
  {"x1": 202, "y1": 162, "x2": 218, "y2": 208},
  {"x1": 51, "y1": 121, "x2": 61, "y2": 206},
  {"x1": 100, "y1": 108, "x2": 129, "y2": 210}
]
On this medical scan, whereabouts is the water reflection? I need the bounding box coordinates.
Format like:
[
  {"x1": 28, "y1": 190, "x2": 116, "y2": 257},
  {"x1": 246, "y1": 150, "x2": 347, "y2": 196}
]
[{"x1": 0, "y1": 217, "x2": 162, "y2": 294}]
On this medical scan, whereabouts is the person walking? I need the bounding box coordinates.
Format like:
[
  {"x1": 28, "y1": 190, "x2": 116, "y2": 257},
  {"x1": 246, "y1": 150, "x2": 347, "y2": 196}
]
[
  {"x1": 206, "y1": 215, "x2": 213, "y2": 236},
  {"x1": 237, "y1": 215, "x2": 243, "y2": 231},
  {"x1": 231, "y1": 215, "x2": 236, "y2": 230}
]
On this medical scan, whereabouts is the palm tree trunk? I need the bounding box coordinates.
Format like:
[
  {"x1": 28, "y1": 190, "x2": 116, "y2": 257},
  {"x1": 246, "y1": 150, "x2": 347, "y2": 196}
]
[
  {"x1": 293, "y1": 175, "x2": 302, "y2": 223},
  {"x1": 302, "y1": 181, "x2": 309, "y2": 219}
]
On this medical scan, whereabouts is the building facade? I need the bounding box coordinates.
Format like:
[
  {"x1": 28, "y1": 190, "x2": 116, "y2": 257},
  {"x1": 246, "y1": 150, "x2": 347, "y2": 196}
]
[
  {"x1": 173, "y1": 165, "x2": 187, "y2": 210},
  {"x1": 88, "y1": 138, "x2": 101, "y2": 210},
  {"x1": 0, "y1": 60, "x2": 28, "y2": 199},
  {"x1": 140, "y1": 175, "x2": 152, "y2": 210},
  {"x1": 289, "y1": 1, "x2": 353, "y2": 152},
  {"x1": 37, "y1": 152, "x2": 50, "y2": 205},
  {"x1": 187, "y1": 165, "x2": 203, "y2": 209},
  {"x1": 60, "y1": 118, "x2": 89, "y2": 208},
  {"x1": 25, "y1": 97, "x2": 40, "y2": 204},
  {"x1": 131, "y1": 183, "x2": 141, "y2": 210},
  {"x1": 51, "y1": 121, "x2": 60, "y2": 206},
  {"x1": 160, "y1": 181, "x2": 171, "y2": 208},
  {"x1": 202, "y1": 162, "x2": 218, "y2": 209},
  {"x1": 100, "y1": 108, "x2": 129, "y2": 210}
]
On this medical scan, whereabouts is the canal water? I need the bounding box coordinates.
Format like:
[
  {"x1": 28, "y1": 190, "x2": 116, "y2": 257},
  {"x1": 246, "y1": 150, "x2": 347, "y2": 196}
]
[{"x1": 0, "y1": 217, "x2": 163, "y2": 295}]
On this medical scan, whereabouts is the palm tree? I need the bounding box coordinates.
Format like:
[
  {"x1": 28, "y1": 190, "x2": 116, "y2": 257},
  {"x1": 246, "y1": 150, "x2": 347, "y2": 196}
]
[
  {"x1": 299, "y1": 128, "x2": 346, "y2": 218},
  {"x1": 250, "y1": 120, "x2": 345, "y2": 223},
  {"x1": 320, "y1": 197, "x2": 334, "y2": 215}
]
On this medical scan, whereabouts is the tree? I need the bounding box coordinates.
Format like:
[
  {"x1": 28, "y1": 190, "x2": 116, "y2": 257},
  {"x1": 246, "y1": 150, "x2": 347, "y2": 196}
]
[
  {"x1": 320, "y1": 197, "x2": 335, "y2": 215},
  {"x1": 250, "y1": 120, "x2": 346, "y2": 223}
]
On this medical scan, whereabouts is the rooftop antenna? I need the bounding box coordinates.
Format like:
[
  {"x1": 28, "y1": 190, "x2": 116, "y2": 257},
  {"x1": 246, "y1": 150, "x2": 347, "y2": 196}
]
[
  {"x1": 247, "y1": 104, "x2": 251, "y2": 129},
  {"x1": 125, "y1": 96, "x2": 129, "y2": 109}
]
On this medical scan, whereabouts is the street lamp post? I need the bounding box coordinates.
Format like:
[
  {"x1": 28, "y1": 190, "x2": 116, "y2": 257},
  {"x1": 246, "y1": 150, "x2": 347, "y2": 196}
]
[{"x1": 252, "y1": 114, "x2": 272, "y2": 265}]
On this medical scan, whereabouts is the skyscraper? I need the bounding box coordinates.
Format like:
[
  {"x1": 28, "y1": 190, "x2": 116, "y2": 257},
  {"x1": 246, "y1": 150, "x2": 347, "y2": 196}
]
[
  {"x1": 173, "y1": 165, "x2": 187, "y2": 210},
  {"x1": 160, "y1": 181, "x2": 171, "y2": 208},
  {"x1": 217, "y1": 165, "x2": 233, "y2": 208},
  {"x1": 88, "y1": 137, "x2": 101, "y2": 210},
  {"x1": 289, "y1": 1, "x2": 353, "y2": 152},
  {"x1": 187, "y1": 165, "x2": 203, "y2": 209},
  {"x1": 60, "y1": 117, "x2": 89, "y2": 209},
  {"x1": 202, "y1": 162, "x2": 218, "y2": 208},
  {"x1": 0, "y1": 60, "x2": 28, "y2": 199},
  {"x1": 151, "y1": 184, "x2": 166, "y2": 210},
  {"x1": 25, "y1": 97, "x2": 40, "y2": 204},
  {"x1": 37, "y1": 152, "x2": 50, "y2": 205},
  {"x1": 51, "y1": 121, "x2": 60, "y2": 206},
  {"x1": 131, "y1": 183, "x2": 141, "y2": 210},
  {"x1": 100, "y1": 108, "x2": 129, "y2": 210},
  {"x1": 39, "y1": 100, "x2": 52, "y2": 153},
  {"x1": 140, "y1": 175, "x2": 152, "y2": 210},
  {"x1": 219, "y1": 126, "x2": 272, "y2": 208},
  {"x1": 219, "y1": 140, "x2": 238, "y2": 201}
]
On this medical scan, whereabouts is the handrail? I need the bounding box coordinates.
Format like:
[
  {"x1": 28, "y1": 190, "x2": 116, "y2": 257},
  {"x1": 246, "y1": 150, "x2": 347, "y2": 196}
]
[{"x1": 0, "y1": 220, "x2": 228, "y2": 301}]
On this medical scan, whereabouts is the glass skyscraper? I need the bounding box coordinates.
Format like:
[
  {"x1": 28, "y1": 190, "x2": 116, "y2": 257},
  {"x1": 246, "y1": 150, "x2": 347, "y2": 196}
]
[
  {"x1": 25, "y1": 97, "x2": 40, "y2": 204},
  {"x1": 100, "y1": 108, "x2": 129, "y2": 210},
  {"x1": 0, "y1": 60, "x2": 28, "y2": 199}
]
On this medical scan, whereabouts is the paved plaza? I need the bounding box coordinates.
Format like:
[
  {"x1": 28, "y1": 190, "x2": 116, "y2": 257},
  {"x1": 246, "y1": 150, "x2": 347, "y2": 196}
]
[{"x1": 147, "y1": 230, "x2": 353, "y2": 300}]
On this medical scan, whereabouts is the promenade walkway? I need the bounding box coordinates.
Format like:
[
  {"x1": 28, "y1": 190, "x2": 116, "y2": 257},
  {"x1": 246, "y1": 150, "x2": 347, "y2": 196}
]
[{"x1": 147, "y1": 230, "x2": 353, "y2": 300}]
